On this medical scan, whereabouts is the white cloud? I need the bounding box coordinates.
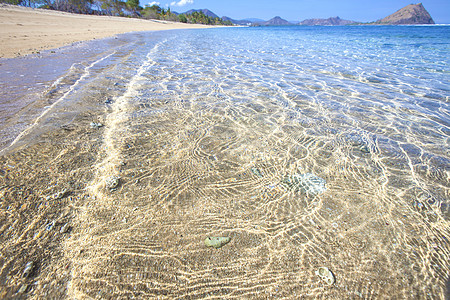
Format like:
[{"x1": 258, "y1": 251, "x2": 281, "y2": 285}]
[
  {"x1": 170, "y1": 0, "x2": 193, "y2": 7},
  {"x1": 146, "y1": 1, "x2": 160, "y2": 6}
]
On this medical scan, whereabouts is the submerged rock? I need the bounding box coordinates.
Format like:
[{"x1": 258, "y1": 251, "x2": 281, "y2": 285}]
[
  {"x1": 251, "y1": 167, "x2": 263, "y2": 178},
  {"x1": 45, "y1": 189, "x2": 69, "y2": 201},
  {"x1": 60, "y1": 124, "x2": 76, "y2": 131},
  {"x1": 90, "y1": 122, "x2": 104, "y2": 129},
  {"x1": 46, "y1": 220, "x2": 55, "y2": 231},
  {"x1": 17, "y1": 284, "x2": 28, "y2": 294},
  {"x1": 105, "y1": 175, "x2": 120, "y2": 191},
  {"x1": 359, "y1": 145, "x2": 370, "y2": 153},
  {"x1": 347, "y1": 134, "x2": 371, "y2": 153},
  {"x1": 60, "y1": 223, "x2": 70, "y2": 234},
  {"x1": 281, "y1": 173, "x2": 326, "y2": 195},
  {"x1": 53, "y1": 189, "x2": 69, "y2": 200},
  {"x1": 204, "y1": 236, "x2": 231, "y2": 248},
  {"x1": 315, "y1": 266, "x2": 335, "y2": 285},
  {"x1": 23, "y1": 261, "x2": 34, "y2": 278}
]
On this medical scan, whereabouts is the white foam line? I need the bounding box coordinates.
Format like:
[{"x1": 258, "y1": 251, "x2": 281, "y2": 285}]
[
  {"x1": 89, "y1": 39, "x2": 168, "y2": 193},
  {"x1": 48, "y1": 63, "x2": 80, "y2": 90},
  {"x1": 1, "y1": 52, "x2": 115, "y2": 155},
  {"x1": 67, "y1": 40, "x2": 168, "y2": 297}
]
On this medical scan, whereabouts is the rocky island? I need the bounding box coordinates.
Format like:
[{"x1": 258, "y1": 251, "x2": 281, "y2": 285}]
[
  {"x1": 298, "y1": 16, "x2": 355, "y2": 26},
  {"x1": 231, "y1": 3, "x2": 435, "y2": 26},
  {"x1": 375, "y1": 3, "x2": 435, "y2": 25}
]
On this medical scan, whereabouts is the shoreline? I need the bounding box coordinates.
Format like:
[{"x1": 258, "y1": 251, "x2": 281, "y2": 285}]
[
  {"x1": 0, "y1": 32, "x2": 145, "y2": 297},
  {"x1": 0, "y1": 4, "x2": 211, "y2": 58}
]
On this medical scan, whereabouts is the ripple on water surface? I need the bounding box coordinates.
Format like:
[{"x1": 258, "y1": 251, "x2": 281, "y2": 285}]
[{"x1": 0, "y1": 26, "x2": 449, "y2": 299}]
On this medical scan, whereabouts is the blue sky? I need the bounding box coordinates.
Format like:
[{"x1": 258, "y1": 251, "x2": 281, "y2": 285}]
[{"x1": 142, "y1": 0, "x2": 450, "y2": 24}]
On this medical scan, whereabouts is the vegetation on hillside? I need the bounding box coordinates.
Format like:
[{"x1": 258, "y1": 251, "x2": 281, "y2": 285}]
[
  {"x1": 177, "y1": 11, "x2": 233, "y2": 25},
  {"x1": 0, "y1": 0, "x2": 233, "y2": 25}
]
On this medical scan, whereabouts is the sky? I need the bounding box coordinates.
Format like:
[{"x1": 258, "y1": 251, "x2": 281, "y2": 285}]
[{"x1": 142, "y1": 0, "x2": 450, "y2": 24}]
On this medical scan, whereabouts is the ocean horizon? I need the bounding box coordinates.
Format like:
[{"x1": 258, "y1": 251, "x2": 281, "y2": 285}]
[{"x1": 0, "y1": 25, "x2": 449, "y2": 298}]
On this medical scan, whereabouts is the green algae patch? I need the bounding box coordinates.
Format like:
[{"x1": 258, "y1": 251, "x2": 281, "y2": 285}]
[{"x1": 204, "y1": 236, "x2": 231, "y2": 248}]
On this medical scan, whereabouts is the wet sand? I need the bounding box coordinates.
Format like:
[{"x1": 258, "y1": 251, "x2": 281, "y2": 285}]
[
  {"x1": 0, "y1": 4, "x2": 209, "y2": 58},
  {"x1": 0, "y1": 114, "x2": 103, "y2": 298},
  {"x1": 0, "y1": 6, "x2": 211, "y2": 297}
]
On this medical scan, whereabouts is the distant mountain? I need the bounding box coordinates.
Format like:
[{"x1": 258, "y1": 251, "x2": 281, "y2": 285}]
[
  {"x1": 244, "y1": 18, "x2": 265, "y2": 23},
  {"x1": 222, "y1": 16, "x2": 255, "y2": 25},
  {"x1": 183, "y1": 9, "x2": 219, "y2": 19},
  {"x1": 259, "y1": 16, "x2": 292, "y2": 26},
  {"x1": 375, "y1": 3, "x2": 434, "y2": 24},
  {"x1": 182, "y1": 3, "x2": 435, "y2": 27},
  {"x1": 299, "y1": 16, "x2": 355, "y2": 26}
]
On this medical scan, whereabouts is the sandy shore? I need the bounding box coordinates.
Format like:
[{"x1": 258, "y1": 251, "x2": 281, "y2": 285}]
[{"x1": 0, "y1": 4, "x2": 209, "y2": 58}]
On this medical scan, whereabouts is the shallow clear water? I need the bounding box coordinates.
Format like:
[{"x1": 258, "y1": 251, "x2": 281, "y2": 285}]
[{"x1": 1, "y1": 26, "x2": 449, "y2": 298}]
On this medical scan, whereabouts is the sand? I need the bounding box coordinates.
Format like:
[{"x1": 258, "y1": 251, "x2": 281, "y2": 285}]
[{"x1": 0, "y1": 4, "x2": 209, "y2": 58}]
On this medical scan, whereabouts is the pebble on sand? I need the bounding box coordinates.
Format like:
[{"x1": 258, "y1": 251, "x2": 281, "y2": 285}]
[
  {"x1": 23, "y1": 261, "x2": 34, "y2": 278},
  {"x1": 315, "y1": 267, "x2": 335, "y2": 286},
  {"x1": 60, "y1": 223, "x2": 70, "y2": 234},
  {"x1": 90, "y1": 122, "x2": 104, "y2": 129},
  {"x1": 105, "y1": 175, "x2": 120, "y2": 191},
  {"x1": 53, "y1": 189, "x2": 69, "y2": 200},
  {"x1": 281, "y1": 173, "x2": 326, "y2": 195},
  {"x1": 204, "y1": 236, "x2": 231, "y2": 248},
  {"x1": 17, "y1": 284, "x2": 28, "y2": 294}
]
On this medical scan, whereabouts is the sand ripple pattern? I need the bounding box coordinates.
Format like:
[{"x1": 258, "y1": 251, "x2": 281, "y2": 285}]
[{"x1": 64, "y1": 28, "x2": 449, "y2": 299}]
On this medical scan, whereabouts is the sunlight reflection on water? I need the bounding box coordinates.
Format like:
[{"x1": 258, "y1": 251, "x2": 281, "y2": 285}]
[{"x1": 1, "y1": 26, "x2": 449, "y2": 298}]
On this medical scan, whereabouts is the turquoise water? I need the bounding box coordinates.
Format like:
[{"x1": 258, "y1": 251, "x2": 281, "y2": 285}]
[{"x1": 1, "y1": 26, "x2": 449, "y2": 298}]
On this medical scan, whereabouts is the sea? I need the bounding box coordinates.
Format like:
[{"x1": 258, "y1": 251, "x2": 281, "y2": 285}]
[{"x1": 0, "y1": 25, "x2": 449, "y2": 298}]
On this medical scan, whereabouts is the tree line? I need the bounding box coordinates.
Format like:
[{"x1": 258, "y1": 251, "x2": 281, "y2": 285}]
[{"x1": 1, "y1": 0, "x2": 233, "y2": 25}]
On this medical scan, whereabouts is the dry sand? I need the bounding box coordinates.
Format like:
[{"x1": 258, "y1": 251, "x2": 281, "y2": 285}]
[{"x1": 0, "y1": 4, "x2": 209, "y2": 58}]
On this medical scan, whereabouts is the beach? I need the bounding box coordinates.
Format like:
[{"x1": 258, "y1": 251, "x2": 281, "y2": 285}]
[
  {"x1": 0, "y1": 4, "x2": 208, "y2": 58},
  {"x1": 0, "y1": 10, "x2": 449, "y2": 299}
]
